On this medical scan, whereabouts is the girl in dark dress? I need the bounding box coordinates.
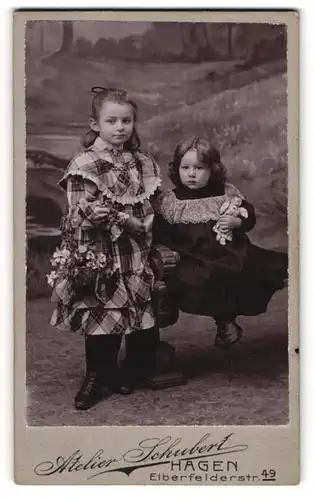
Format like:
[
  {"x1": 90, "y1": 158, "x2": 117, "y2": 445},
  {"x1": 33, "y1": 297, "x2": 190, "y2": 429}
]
[{"x1": 152, "y1": 138, "x2": 287, "y2": 349}]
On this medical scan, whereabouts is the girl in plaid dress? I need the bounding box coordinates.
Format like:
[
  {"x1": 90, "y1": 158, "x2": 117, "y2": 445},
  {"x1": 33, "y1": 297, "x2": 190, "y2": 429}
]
[{"x1": 50, "y1": 87, "x2": 161, "y2": 410}]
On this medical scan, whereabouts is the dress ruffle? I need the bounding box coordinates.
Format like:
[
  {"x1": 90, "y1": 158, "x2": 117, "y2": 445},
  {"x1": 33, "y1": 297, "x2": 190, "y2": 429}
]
[{"x1": 59, "y1": 149, "x2": 161, "y2": 205}]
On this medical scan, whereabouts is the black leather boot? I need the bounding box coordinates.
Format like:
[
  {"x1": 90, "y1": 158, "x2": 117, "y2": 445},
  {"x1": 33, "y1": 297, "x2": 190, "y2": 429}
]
[
  {"x1": 74, "y1": 336, "x2": 105, "y2": 411},
  {"x1": 74, "y1": 334, "x2": 133, "y2": 410},
  {"x1": 214, "y1": 319, "x2": 243, "y2": 350},
  {"x1": 103, "y1": 335, "x2": 134, "y2": 395},
  {"x1": 124, "y1": 327, "x2": 159, "y2": 387}
]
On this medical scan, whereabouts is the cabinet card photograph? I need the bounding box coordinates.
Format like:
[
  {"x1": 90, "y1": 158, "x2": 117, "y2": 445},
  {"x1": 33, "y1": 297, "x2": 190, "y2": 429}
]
[{"x1": 14, "y1": 9, "x2": 299, "y2": 485}]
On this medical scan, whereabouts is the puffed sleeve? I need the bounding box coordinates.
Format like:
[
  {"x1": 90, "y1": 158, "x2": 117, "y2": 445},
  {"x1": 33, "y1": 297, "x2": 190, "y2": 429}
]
[
  {"x1": 239, "y1": 200, "x2": 256, "y2": 233},
  {"x1": 65, "y1": 176, "x2": 129, "y2": 240}
]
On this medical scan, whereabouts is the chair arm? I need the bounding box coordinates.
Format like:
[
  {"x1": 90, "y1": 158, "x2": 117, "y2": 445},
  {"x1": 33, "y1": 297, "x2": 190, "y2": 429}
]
[
  {"x1": 150, "y1": 245, "x2": 180, "y2": 329},
  {"x1": 150, "y1": 244, "x2": 180, "y2": 281}
]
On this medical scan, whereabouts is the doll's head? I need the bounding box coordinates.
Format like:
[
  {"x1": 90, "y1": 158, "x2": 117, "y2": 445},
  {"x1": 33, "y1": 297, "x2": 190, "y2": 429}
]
[
  {"x1": 83, "y1": 87, "x2": 140, "y2": 150},
  {"x1": 169, "y1": 138, "x2": 226, "y2": 194}
]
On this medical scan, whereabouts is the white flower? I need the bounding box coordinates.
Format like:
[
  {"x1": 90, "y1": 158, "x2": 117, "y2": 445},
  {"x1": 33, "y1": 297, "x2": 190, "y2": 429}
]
[
  {"x1": 52, "y1": 248, "x2": 63, "y2": 259},
  {"x1": 98, "y1": 253, "x2": 107, "y2": 267},
  {"x1": 61, "y1": 248, "x2": 71, "y2": 258},
  {"x1": 78, "y1": 244, "x2": 88, "y2": 254},
  {"x1": 86, "y1": 250, "x2": 95, "y2": 260},
  {"x1": 52, "y1": 248, "x2": 70, "y2": 264},
  {"x1": 46, "y1": 270, "x2": 58, "y2": 287}
]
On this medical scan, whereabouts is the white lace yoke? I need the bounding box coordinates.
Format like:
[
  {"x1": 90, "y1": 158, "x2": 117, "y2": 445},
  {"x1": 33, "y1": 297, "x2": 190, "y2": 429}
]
[{"x1": 153, "y1": 183, "x2": 245, "y2": 224}]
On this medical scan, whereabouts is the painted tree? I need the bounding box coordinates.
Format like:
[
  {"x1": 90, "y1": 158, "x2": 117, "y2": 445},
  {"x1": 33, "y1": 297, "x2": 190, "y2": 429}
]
[
  {"x1": 74, "y1": 36, "x2": 93, "y2": 56},
  {"x1": 58, "y1": 21, "x2": 74, "y2": 54},
  {"x1": 179, "y1": 22, "x2": 220, "y2": 60}
]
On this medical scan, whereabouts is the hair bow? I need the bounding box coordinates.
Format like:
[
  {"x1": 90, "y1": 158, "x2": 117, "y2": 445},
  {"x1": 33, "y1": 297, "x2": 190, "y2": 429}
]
[{"x1": 91, "y1": 86, "x2": 108, "y2": 94}]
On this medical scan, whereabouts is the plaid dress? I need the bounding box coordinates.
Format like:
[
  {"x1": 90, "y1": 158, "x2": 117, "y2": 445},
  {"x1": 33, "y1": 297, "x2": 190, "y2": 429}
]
[{"x1": 50, "y1": 137, "x2": 161, "y2": 336}]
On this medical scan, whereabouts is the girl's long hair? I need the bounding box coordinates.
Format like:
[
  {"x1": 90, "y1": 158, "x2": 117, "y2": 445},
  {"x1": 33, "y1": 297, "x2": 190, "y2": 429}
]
[
  {"x1": 82, "y1": 87, "x2": 140, "y2": 151},
  {"x1": 168, "y1": 137, "x2": 227, "y2": 194}
]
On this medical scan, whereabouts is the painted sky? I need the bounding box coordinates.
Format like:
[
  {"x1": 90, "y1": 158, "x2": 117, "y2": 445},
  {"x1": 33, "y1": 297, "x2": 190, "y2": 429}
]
[{"x1": 73, "y1": 21, "x2": 152, "y2": 42}]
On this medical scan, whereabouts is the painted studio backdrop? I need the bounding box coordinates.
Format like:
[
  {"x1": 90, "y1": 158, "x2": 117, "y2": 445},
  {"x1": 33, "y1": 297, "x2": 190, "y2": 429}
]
[{"x1": 25, "y1": 20, "x2": 288, "y2": 426}]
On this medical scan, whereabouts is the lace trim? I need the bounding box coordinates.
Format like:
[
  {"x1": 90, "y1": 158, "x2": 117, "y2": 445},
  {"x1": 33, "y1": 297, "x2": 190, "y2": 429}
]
[
  {"x1": 90, "y1": 136, "x2": 124, "y2": 151},
  {"x1": 63, "y1": 169, "x2": 161, "y2": 205},
  {"x1": 153, "y1": 184, "x2": 245, "y2": 224},
  {"x1": 60, "y1": 151, "x2": 161, "y2": 206}
]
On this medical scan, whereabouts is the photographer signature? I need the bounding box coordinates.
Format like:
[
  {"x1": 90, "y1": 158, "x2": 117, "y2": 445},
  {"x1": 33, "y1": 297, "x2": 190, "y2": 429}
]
[{"x1": 33, "y1": 433, "x2": 248, "y2": 479}]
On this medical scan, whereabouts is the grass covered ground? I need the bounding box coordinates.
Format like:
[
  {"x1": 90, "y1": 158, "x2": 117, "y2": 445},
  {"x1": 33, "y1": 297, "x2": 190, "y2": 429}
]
[
  {"x1": 27, "y1": 55, "x2": 287, "y2": 226},
  {"x1": 26, "y1": 54, "x2": 285, "y2": 132}
]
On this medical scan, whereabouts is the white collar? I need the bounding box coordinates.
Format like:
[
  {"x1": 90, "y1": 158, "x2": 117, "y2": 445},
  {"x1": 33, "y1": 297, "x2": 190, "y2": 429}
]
[
  {"x1": 92, "y1": 136, "x2": 124, "y2": 151},
  {"x1": 153, "y1": 185, "x2": 244, "y2": 224}
]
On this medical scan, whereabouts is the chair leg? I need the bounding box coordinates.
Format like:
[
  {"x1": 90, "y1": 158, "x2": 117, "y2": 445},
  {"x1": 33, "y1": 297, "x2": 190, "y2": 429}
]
[{"x1": 98, "y1": 334, "x2": 134, "y2": 395}]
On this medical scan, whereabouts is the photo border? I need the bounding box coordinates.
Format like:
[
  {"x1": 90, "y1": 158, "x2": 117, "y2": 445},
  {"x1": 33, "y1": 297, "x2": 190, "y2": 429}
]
[{"x1": 14, "y1": 9, "x2": 299, "y2": 485}]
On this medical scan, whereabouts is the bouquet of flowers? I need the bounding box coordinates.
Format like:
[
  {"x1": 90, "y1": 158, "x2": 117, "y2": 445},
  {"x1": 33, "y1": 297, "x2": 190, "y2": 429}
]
[
  {"x1": 46, "y1": 225, "x2": 117, "y2": 304},
  {"x1": 47, "y1": 244, "x2": 111, "y2": 287}
]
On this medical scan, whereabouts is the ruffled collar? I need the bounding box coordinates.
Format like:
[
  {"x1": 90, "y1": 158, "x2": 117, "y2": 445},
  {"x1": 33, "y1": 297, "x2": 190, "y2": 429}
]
[
  {"x1": 89, "y1": 136, "x2": 123, "y2": 152},
  {"x1": 153, "y1": 184, "x2": 245, "y2": 224},
  {"x1": 60, "y1": 142, "x2": 161, "y2": 206}
]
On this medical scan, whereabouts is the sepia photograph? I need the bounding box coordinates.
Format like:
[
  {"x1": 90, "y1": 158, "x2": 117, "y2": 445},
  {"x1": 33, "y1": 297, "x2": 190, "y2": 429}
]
[
  {"x1": 24, "y1": 18, "x2": 290, "y2": 428},
  {"x1": 11, "y1": 7, "x2": 301, "y2": 485}
]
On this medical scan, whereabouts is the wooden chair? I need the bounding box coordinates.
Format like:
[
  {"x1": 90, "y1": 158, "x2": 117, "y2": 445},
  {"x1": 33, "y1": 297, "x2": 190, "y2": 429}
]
[{"x1": 149, "y1": 244, "x2": 186, "y2": 387}]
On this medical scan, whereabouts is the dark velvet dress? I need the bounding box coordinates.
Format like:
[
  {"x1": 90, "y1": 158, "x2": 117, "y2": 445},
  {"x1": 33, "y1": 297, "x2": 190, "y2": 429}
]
[{"x1": 153, "y1": 185, "x2": 287, "y2": 321}]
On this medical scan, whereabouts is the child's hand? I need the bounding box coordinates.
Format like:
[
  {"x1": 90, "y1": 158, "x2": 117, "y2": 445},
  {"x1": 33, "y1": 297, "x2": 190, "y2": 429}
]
[
  {"x1": 92, "y1": 204, "x2": 111, "y2": 218},
  {"x1": 219, "y1": 215, "x2": 242, "y2": 231},
  {"x1": 125, "y1": 216, "x2": 145, "y2": 235}
]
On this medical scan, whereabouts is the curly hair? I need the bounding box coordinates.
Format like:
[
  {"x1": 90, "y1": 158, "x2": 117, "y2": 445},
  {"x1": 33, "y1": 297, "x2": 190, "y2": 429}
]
[
  {"x1": 168, "y1": 137, "x2": 227, "y2": 194},
  {"x1": 82, "y1": 87, "x2": 140, "y2": 151}
]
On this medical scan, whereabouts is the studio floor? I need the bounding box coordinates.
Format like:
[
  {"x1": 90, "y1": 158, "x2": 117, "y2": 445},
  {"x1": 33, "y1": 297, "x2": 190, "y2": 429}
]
[{"x1": 26, "y1": 289, "x2": 289, "y2": 427}]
